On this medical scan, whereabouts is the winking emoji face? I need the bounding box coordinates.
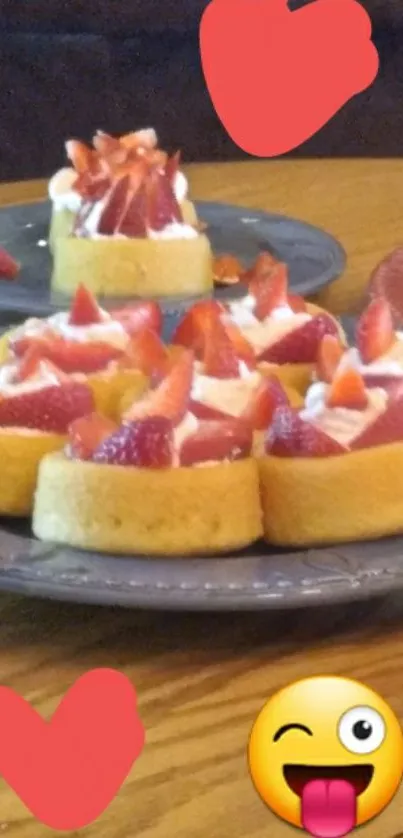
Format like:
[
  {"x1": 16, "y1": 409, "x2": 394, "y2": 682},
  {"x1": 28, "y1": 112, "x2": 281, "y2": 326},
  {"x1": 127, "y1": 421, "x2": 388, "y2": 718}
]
[{"x1": 248, "y1": 676, "x2": 403, "y2": 838}]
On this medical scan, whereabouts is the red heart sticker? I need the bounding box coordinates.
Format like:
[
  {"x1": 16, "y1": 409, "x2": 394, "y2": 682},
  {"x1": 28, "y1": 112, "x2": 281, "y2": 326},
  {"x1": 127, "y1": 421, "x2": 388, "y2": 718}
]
[
  {"x1": 0, "y1": 668, "x2": 145, "y2": 830},
  {"x1": 200, "y1": 0, "x2": 380, "y2": 157}
]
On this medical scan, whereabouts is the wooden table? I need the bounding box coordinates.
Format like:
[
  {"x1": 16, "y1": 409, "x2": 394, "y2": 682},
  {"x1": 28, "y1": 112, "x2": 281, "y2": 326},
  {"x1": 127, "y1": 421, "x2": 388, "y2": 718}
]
[{"x1": 1, "y1": 161, "x2": 403, "y2": 837}]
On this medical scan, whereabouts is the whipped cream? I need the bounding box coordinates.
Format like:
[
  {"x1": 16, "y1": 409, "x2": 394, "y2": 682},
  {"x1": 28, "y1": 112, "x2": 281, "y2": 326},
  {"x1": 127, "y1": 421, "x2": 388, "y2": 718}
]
[
  {"x1": 10, "y1": 309, "x2": 129, "y2": 350},
  {"x1": 48, "y1": 168, "x2": 83, "y2": 214},
  {"x1": 172, "y1": 412, "x2": 199, "y2": 466},
  {"x1": 148, "y1": 222, "x2": 198, "y2": 240},
  {"x1": 300, "y1": 380, "x2": 387, "y2": 446},
  {"x1": 0, "y1": 361, "x2": 63, "y2": 396},
  {"x1": 227, "y1": 299, "x2": 311, "y2": 354},
  {"x1": 192, "y1": 361, "x2": 261, "y2": 417},
  {"x1": 338, "y1": 336, "x2": 403, "y2": 378}
]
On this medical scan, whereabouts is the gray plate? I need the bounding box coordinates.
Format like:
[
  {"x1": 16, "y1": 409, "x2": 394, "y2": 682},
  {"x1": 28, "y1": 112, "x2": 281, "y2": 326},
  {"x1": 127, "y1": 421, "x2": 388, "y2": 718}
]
[{"x1": 0, "y1": 200, "x2": 346, "y2": 320}]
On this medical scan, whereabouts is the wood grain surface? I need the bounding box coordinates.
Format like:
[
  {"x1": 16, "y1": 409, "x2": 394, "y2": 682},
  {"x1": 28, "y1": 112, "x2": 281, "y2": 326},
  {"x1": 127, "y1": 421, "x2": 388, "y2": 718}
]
[{"x1": 1, "y1": 161, "x2": 403, "y2": 837}]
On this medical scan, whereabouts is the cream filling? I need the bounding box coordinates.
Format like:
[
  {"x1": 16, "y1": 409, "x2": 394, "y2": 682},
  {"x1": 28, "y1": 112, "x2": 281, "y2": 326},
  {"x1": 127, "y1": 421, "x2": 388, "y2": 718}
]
[
  {"x1": 300, "y1": 381, "x2": 387, "y2": 446},
  {"x1": 226, "y1": 299, "x2": 311, "y2": 354},
  {"x1": 48, "y1": 168, "x2": 83, "y2": 214},
  {"x1": 338, "y1": 335, "x2": 403, "y2": 378},
  {"x1": 0, "y1": 361, "x2": 63, "y2": 396},
  {"x1": 192, "y1": 362, "x2": 261, "y2": 417},
  {"x1": 10, "y1": 309, "x2": 129, "y2": 350}
]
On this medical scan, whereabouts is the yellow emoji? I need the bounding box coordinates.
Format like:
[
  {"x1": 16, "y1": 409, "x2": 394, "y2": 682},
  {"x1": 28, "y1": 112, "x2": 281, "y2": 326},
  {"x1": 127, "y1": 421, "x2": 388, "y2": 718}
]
[{"x1": 248, "y1": 676, "x2": 403, "y2": 837}]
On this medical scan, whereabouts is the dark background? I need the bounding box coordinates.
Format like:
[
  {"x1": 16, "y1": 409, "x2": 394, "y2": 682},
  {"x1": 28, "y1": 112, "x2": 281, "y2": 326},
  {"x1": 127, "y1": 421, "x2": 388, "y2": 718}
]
[{"x1": 0, "y1": 0, "x2": 402, "y2": 180}]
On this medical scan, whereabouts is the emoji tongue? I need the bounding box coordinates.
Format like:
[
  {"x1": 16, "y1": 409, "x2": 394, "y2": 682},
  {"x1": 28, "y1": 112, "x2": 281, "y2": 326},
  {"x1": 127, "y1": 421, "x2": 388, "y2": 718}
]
[{"x1": 301, "y1": 779, "x2": 356, "y2": 837}]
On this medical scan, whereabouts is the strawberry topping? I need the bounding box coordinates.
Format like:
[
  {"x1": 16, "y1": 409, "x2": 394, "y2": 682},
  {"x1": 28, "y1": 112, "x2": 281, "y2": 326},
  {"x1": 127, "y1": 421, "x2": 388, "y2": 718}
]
[
  {"x1": 326, "y1": 368, "x2": 368, "y2": 411},
  {"x1": 68, "y1": 413, "x2": 117, "y2": 460},
  {"x1": 92, "y1": 416, "x2": 173, "y2": 468},
  {"x1": 15, "y1": 346, "x2": 69, "y2": 384},
  {"x1": 188, "y1": 400, "x2": 231, "y2": 421},
  {"x1": 172, "y1": 301, "x2": 226, "y2": 357},
  {"x1": 266, "y1": 405, "x2": 346, "y2": 457},
  {"x1": 356, "y1": 298, "x2": 395, "y2": 364},
  {"x1": 0, "y1": 247, "x2": 19, "y2": 280},
  {"x1": 258, "y1": 314, "x2": 339, "y2": 364},
  {"x1": 69, "y1": 284, "x2": 103, "y2": 326},
  {"x1": 242, "y1": 251, "x2": 278, "y2": 284},
  {"x1": 351, "y1": 392, "x2": 403, "y2": 451},
  {"x1": 249, "y1": 263, "x2": 288, "y2": 320},
  {"x1": 0, "y1": 382, "x2": 94, "y2": 434},
  {"x1": 179, "y1": 419, "x2": 252, "y2": 466},
  {"x1": 223, "y1": 321, "x2": 256, "y2": 369},
  {"x1": 123, "y1": 349, "x2": 193, "y2": 426},
  {"x1": 241, "y1": 376, "x2": 290, "y2": 430},
  {"x1": 13, "y1": 336, "x2": 123, "y2": 375},
  {"x1": 108, "y1": 301, "x2": 162, "y2": 337},
  {"x1": 287, "y1": 293, "x2": 307, "y2": 313},
  {"x1": 213, "y1": 254, "x2": 243, "y2": 285},
  {"x1": 317, "y1": 334, "x2": 344, "y2": 383},
  {"x1": 203, "y1": 314, "x2": 241, "y2": 379},
  {"x1": 123, "y1": 329, "x2": 169, "y2": 378}
]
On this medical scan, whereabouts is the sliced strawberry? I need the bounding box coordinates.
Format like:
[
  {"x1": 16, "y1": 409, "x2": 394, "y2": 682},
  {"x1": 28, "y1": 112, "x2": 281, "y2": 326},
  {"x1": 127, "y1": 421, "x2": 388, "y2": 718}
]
[
  {"x1": 287, "y1": 293, "x2": 307, "y2": 313},
  {"x1": 213, "y1": 254, "x2": 243, "y2": 285},
  {"x1": 0, "y1": 247, "x2": 19, "y2": 280},
  {"x1": 123, "y1": 349, "x2": 193, "y2": 425},
  {"x1": 203, "y1": 314, "x2": 240, "y2": 379},
  {"x1": 15, "y1": 345, "x2": 69, "y2": 384},
  {"x1": 9, "y1": 331, "x2": 54, "y2": 359},
  {"x1": 242, "y1": 251, "x2": 278, "y2": 284},
  {"x1": 362, "y1": 373, "x2": 403, "y2": 392},
  {"x1": 266, "y1": 405, "x2": 346, "y2": 457},
  {"x1": 123, "y1": 329, "x2": 169, "y2": 378},
  {"x1": 0, "y1": 382, "x2": 94, "y2": 433},
  {"x1": 92, "y1": 416, "x2": 173, "y2": 467},
  {"x1": 172, "y1": 301, "x2": 225, "y2": 356},
  {"x1": 241, "y1": 376, "x2": 290, "y2": 431},
  {"x1": 188, "y1": 400, "x2": 231, "y2": 421},
  {"x1": 223, "y1": 320, "x2": 256, "y2": 369},
  {"x1": 109, "y1": 300, "x2": 162, "y2": 337},
  {"x1": 317, "y1": 334, "x2": 345, "y2": 383},
  {"x1": 147, "y1": 169, "x2": 183, "y2": 231},
  {"x1": 356, "y1": 298, "x2": 395, "y2": 364},
  {"x1": 369, "y1": 247, "x2": 403, "y2": 324},
  {"x1": 15, "y1": 336, "x2": 123, "y2": 374},
  {"x1": 179, "y1": 418, "x2": 252, "y2": 466},
  {"x1": 351, "y1": 394, "x2": 403, "y2": 450},
  {"x1": 326, "y1": 368, "x2": 368, "y2": 410},
  {"x1": 97, "y1": 175, "x2": 131, "y2": 236},
  {"x1": 118, "y1": 181, "x2": 148, "y2": 237},
  {"x1": 258, "y1": 314, "x2": 339, "y2": 364},
  {"x1": 65, "y1": 139, "x2": 96, "y2": 174},
  {"x1": 249, "y1": 263, "x2": 288, "y2": 320},
  {"x1": 68, "y1": 413, "x2": 117, "y2": 460},
  {"x1": 69, "y1": 284, "x2": 103, "y2": 326}
]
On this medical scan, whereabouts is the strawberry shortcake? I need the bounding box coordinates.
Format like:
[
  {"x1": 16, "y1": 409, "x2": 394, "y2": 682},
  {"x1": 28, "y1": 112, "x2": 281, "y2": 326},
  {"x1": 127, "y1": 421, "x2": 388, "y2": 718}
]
[
  {"x1": 50, "y1": 135, "x2": 211, "y2": 299},
  {"x1": 259, "y1": 363, "x2": 403, "y2": 547},
  {"x1": 172, "y1": 263, "x2": 343, "y2": 395},
  {"x1": 33, "y1": 350, "x2": 263, "y2": 555},
  {"x1": 0, "y1": 358, "x2": 94, "y2": 515},
  {"x1": 48, "y1": 128, "x2": 198, "y2": 249},
  {"x1": 0, "y1": 285, "x2": 160, "y2": 418}
]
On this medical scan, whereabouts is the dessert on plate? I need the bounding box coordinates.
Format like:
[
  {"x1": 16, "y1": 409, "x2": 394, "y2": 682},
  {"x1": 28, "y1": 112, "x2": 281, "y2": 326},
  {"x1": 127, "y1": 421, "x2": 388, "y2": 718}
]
[
  {"x1": 259, "y1": 363, "x2": 403, "y2": 547},
  {"x1": 172, "y1": 262, "x2": 344, "y2": 394},
  {"x1": 0, "y1": 285, "x2": 155, "y2": 418},
  {"x1": 33, "y1": 349, "x2": 263, "y2": 555},
  {"x1": 48, "y1": 128, "x2": 198, "y2": 249},
  {"x1": 0, "y1": 359, "x2": 94, "y2": 515}
]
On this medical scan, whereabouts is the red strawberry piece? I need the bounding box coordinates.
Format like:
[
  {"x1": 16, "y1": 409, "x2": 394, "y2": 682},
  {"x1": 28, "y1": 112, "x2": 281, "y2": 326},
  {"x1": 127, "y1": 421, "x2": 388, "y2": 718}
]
[
  {"x1": 351, "y1": 393, "x2": 403, "y2": 451},
  {"x1": 69, "y1": 284, "x2": 103, "y2": 326},
  {"x1": 66, "y1": 139, "x2": 97, "y2": 175},
  {"x1": 92, "y1": 416, "x2": 173, "y2": 467},
  {"x1": 0, "y1": 247, "x2": 19, "y2": 280},
  {"x1": 287, "y1": 293, "x2": 307, "y2": 313},
  {"x1": 15, "y1": 335, "x2": 123, "y2": 374},
  {"x1": 147, "y1": 170, "x2": 183, "y2": 231},
  {"x1": 97, "y1": 175, "x2": 131, "y2": 236},
  {"x1": 15, "y1": 345, "x2": 69, "y2": 384},
  {"x1": 68, "y1": 412, "x2": 117, "y2": 460},
  {"x1": 179, "y1": 419, "x2": 252, "y2": 466},
  {"x1": 123, "y1": 328, "x2": 169, "y2": 378},
  {"x1": 109, "y1": 300, "x2": 162, "y2": 337},
  {"x1": 326, "y1": 368, "x2": 368, "y2": 410},
  {"x1": 317, "y1": 334, "x2": 344, "y2": 383},
  {"x1": 213, "y1": 254, "x2": 243, "y2": 286},
  {"x1": 188, "y1": 399, "x2": 231, "y2": 421},
  {"x1": 258, "y1": 314, "x2": 339, "y2": 364},
  {"x1": 172, "y1": 300, "x2": 226, "y2": 356},
  {"x1": 73, "y1": 172, "x2": 111, "y2": 203},
  {"x1": 0, "y1": 382, "x2": 94, "y2": 433},
  {"x1": 356, "y1": 298, "x2": 395, "y2": 364},
  {"x1": 242, "y1": 251, "x2": 278, "y2": 284},
  {"x1": 203, "y1": 313, "x2": 240, "y2": 379},
  {"x1": 117, "y1": 181, "x2": 148, "y2": 237},
  {"x1": 362, "y1": 373, "x2": 403, "y2": 392},
  {"x1": 9, "y1": 331, "x2": 54, "y2": 359},
  {"x1": 369, "y1": 247, "x2": 403, "y2": 325},
  {"x1": 266, "y1": 405, "x2": 346, "y2": 457},
  {"x1": 249, "y1": 263, "x2": 288, "y2": 320},
  {"x1": 124, "y1": 349, "x2": 193, "y2": 425},
  {"x1": 223, "y1": 320, "x2": 256, "y2": 369},
  {"x1": 241, "y1": 376, "x2": 290, "y2": 431}
]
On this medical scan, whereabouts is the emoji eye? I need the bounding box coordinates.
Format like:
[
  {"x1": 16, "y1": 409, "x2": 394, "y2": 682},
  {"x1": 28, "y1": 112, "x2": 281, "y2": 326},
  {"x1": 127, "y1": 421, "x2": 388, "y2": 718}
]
[{"x1": 338, "y1": 706, "x2": 386, "y2": 754}]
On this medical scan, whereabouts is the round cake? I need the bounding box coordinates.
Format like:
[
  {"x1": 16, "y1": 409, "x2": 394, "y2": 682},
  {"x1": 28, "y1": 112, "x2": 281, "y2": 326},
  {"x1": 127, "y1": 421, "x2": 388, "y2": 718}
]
[{"x1": 0, "y1": 430, "x2": 66, "y2": 516}]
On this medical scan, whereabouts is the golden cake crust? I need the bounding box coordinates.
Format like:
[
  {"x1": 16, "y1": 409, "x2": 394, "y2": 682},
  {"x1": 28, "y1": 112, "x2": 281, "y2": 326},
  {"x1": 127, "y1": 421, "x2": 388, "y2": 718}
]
[
  {"x1": 0, "y1": 430, "x2": 65, "y2": 516},
  {"x1": 257, "y1": 303, "x2": 345, "y2": 395},
  {"x1": 259, "y1": 443, "x2": 403, "y2": 547},
  {"x1": 51, "y1": 234, "x2": 213, "y2": 298},
  {"x1": 33, "y1": 453, "x2": 263, "y2": 555}
]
